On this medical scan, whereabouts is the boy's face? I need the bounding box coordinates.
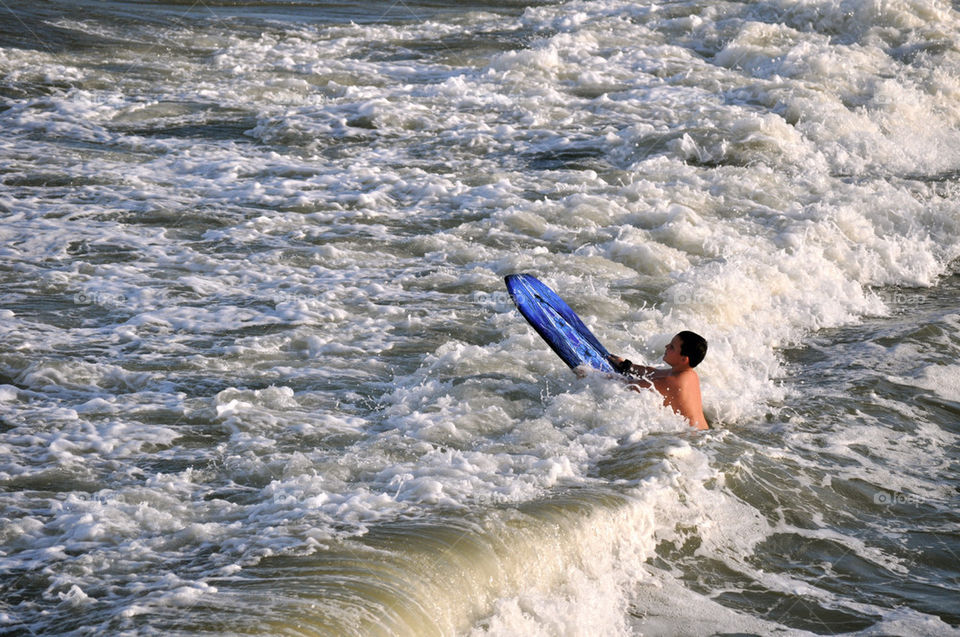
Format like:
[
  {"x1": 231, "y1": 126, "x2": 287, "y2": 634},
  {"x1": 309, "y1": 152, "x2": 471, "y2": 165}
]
[{"x1": 662, "y1": 334, "x2": 687, "y2": 368}]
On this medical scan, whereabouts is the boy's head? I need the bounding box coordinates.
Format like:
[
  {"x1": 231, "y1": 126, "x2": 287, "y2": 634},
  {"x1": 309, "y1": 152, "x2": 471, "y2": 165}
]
[{"x1": 676, "y1": 331, "x2": 707, "y2": 368}]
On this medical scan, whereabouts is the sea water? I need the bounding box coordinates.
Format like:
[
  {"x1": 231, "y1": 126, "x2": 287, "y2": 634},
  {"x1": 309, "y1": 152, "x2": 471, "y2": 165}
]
[{"x1": 1, "y1": 0, "x2": 958, "y2": 635}]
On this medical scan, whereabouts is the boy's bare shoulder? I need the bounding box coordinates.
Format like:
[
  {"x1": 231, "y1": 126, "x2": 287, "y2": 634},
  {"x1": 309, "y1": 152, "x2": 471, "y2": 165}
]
[{"x1": 659, "y1": 367, "x2": 699, "y2": 386}]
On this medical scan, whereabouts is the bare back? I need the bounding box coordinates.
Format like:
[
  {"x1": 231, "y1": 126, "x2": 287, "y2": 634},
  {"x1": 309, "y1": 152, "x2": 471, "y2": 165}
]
[{"x1": 651, "y1": 368, "x2": 708, "y2": 430}]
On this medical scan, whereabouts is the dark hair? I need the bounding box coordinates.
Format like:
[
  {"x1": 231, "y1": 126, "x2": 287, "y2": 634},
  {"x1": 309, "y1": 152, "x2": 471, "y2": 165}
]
[{"x1": 677, "y1": 331, "x2": 707, "y2": 368}]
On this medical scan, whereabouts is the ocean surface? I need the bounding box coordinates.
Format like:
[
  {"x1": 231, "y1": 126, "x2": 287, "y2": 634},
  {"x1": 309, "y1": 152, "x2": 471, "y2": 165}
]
[{"x1": 1, "y1": 0, "x2": 959, "y2": 635}]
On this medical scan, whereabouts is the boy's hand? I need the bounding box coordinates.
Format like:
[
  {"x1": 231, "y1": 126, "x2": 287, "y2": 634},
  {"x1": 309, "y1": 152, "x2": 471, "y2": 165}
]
[{"x1": 608, "y1": 354, "x2": 632, "y2": 375}]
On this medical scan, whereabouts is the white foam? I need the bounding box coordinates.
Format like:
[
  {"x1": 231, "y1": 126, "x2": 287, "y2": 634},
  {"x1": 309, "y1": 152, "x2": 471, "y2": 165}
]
[
  {"x1": 895, "y1": 362, "x2": 960, "y2": 403},
  {"x1": 3, "y1": 0, "x2": 960, "y2": 634}
]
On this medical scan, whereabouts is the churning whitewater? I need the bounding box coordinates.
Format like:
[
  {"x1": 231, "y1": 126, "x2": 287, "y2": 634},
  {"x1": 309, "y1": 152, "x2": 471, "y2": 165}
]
[{"x1": 1, "y1": 0, "x2": 959, "y2": 635}]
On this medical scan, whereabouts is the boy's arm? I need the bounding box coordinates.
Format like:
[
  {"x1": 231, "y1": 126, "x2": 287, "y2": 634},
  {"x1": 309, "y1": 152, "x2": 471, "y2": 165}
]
[{"x1": 607, "y1": 354, "x2": 657, "y2": 378}]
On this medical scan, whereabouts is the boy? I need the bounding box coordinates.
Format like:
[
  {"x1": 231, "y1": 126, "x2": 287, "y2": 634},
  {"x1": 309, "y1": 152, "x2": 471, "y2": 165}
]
[{"x1": 608, "y1": 331, "x2": 708, "y2": 430}]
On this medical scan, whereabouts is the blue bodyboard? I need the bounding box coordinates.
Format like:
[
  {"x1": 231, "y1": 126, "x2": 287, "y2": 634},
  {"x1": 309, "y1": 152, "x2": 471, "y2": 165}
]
[{"x1": 505, "y1": 273, "x2": 615, "y2": 374}]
